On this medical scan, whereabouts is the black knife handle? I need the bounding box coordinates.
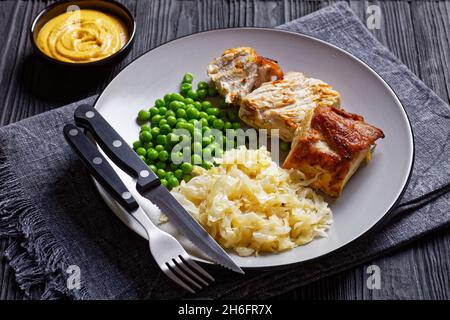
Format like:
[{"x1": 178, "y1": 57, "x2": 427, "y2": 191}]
[
  {"x1": 74, "y1": 104, "x2": 160, "y2": 192},
  {"x1": 63, "y1": 124, "x2": 139, "y2": 212}
]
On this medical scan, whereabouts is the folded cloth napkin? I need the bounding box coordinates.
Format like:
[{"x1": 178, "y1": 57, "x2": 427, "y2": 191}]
[{"x1": 1, "y1": 2, "x2": 450, "y2": 299}]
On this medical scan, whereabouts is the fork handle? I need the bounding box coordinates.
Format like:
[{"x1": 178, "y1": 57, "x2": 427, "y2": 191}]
[
  {"x1": 74, "y1": 104, "x2": 160, "y2": 192},
  {"x1": 63, "y1": 124, "x2": 139, "y2": 212}
]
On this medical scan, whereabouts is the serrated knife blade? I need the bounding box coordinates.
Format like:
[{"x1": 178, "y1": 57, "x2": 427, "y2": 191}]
[{"x1": 73, "y1": 104, "x2": 243, "y2": 274}]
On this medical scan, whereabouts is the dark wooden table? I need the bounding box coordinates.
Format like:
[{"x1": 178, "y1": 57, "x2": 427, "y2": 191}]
[{"x1": 1, "y1": 0, "x2": 449, "y2": 300}]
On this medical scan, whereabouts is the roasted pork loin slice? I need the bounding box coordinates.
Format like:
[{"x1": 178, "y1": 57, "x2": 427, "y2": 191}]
[
  {"x1": 283, "y1": 106, "x2": 384, "y2": 197},
  {"x1": 239, "y1": 72, "x2": 341, "y2": 142},
  {"x1": 207, "y1": 47, "x2": 283, "y2": 105}
]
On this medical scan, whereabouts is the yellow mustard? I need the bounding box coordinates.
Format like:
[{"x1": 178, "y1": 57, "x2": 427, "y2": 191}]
[{"x1": 37, "y1": 9, "x2": 128, "y2": 63}]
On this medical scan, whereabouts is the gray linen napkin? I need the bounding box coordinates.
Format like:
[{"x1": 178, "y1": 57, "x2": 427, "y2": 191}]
[{"x1": 1, "y1": 2, "x2": 450, "y2": 299}]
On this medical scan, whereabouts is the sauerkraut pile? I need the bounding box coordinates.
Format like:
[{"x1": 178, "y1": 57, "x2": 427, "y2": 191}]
[{"x1": 170, "y1": 147, "x2": 332, "y2": 256}]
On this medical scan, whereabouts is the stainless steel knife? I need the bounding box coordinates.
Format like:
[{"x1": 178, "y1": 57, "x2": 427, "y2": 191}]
[{"x1": 73, "y1": 104, "x2": 243, "y2": 274}]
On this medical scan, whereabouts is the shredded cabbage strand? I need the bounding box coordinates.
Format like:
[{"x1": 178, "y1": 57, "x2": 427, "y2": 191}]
[{"x1": 171, "y1": 146, "x2": 332, "y2": 256}]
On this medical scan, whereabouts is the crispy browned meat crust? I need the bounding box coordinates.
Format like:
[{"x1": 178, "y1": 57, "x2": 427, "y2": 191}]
[
  {"x1": 283, "y1": 106, "x2": 385, "y2": 196},
  {"x1": 312, "y1": 106, "x2": 385, "y2": 160}
]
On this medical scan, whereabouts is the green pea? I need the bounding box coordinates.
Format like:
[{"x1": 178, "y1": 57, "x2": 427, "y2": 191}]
[
  {"x1": 151, "y1": 114, "x2": 163, "y2": 126},
  {"x1": 188, "y1": 119, "x2": 198, "y2": 125},
  {"x1": 208, "y1": 86, "x2": 218, "y2": 97},
  {"x1": 200, "y1": 118, "x2": 209, "y2": 128},
  {"x1": 176, "y1": 121, "x2": 186, "y2": 129},
  {"x1": 149, "y1": 164, "x2": 157, "y2": 172},
  {"x1": 160, "y1": 178, "x2": 168, "y2": 187},
  {"x1": 182, "y1": 73, "x2": 193, "y2": 84},
  {"x1": 197, "y1": 81, "x2": 209, "y2": 90},
  {"x1": 193, "y1": 101, "x2": 202, "y2": 110},
  {"x1": 167, "y1": 176, "x2": 179, "y2": 188},
  {"x1": 280, "y1": 141, "x2": 291, "y2": 152},
  {"x1": 186, "y1": 107, "x2": 200, "y2": 120},
  {"x1": 145, "y1": 158, "x2": 153, "y2": 165},
  {"x1": 166, "y1": 116, "x2": 177, "y2": 127},
  {"x1": 185, "y1": 123, "x2": 195, "y2": 134},
  {"x1": 160, "y1": 124, "x2": 172, "y2": 135},
  {"x1": 156, "y1": 161, "x2": 166, "y2": 169},
  {"x1": 224, "y1": 121, "x2": 233, "y2": 130},
  {"x1": 155, "y1": 144, "x2": 165, "y2": 152},
  {"x1": 197, "y1": 89, "x2": 207, "y2": 100},
  {"x1": 212, "y1": 119, "x2": 224, "y2": 130},
  {"x1": 158, "y1": 150, "x2": 169, "y2": 162},
  {"x1": 169, "y1": 100, "x2": 185, "y2": 111},
  {"x1": 186, "y1": 89, "x2": 198, "y2": 100},
  {"x1": 184, "y1": 98, "x2": 195, "y2": 105},
  {"x1": 164, "y1": 171, "x2": 174, "y2": 179},
  {"x1": 164, "y1": 93, "x2": 172, "y2": 103},
  {"x1": 192, "y1": 142, "x2": 203, "y2": 153},
  {"x1": 159, "y1": 118, "x2": 168, "y2": 127},
  {"x1": 202, "y1": 136, "x2": 212, "y2": 147},
  {"x1": 155, "y1": 98, "x2": 165, "y2": 108},
  {"x1": 199, "y1": 111, "x2": 208, "y2": 119},
  {"x1": 200, "y1": 101, "x2": 212, "y2": 110},
  {"x1": 141, "y1": 124, "x2": 151, "y2": 132},
  {"x1": 191, "y1": 154, "x2": 202, "y2": 165},
  {"x1": 138, "y1": 109, "x2": 151, "y2": 122},
  {"x1": 202, "y1": 161, "x2": 214, "y2": 170},
  {"x1": 156, "y1": 168, "x2": 166, "y2": 178},
  {"x1": 207, "y1": 115, "x2": 217, "y2": 125},
  {"x1": 232, "y1": 122, "x2": 241, "y2": 129},
  {"x1": 181, "y1": 83, "x2": 192, "y2": 94},
  {"x1": 175, "y1": 108, "x2": 186, "y2": 119},
  {"x1": 183, "y1": 174, "x2": 192, "y2": 182},
  {"x1": 202, "y1": 126, "x2": 210, "y2": 134},
  {"x1": 166, "y1": 110, "x2": 176, "y2": 118},
  {"x1": 146, "y1": 148, "x2": 159, "y2": 160},
  {"x1": 144, "y1": 141, "x2": 154, "y2": 149},
  {"x1": 206, "y1": 107, "x2": 219, "y2": 116},
  {"x1": 170, "y1": 93, "x2": 184, "y2": 102},
  {"x1": 149, "y1": 128, "x2": 159, "y2": 138},
  {"x1": 158, "y1": 106, "x2": 168, "y2": 115},
  {"x1": 174, "y1": 169, "x2": 183, "y2": 180},
  {"x1": 139, "y1": 131, "x2": 152, "y2": 142},
  {"x1": 136, "y1": 147, "x2": 147, "y2": 156},
  {"x1": 156, "y1": 134, "x2": 167, "y2": 145},
  {"x1": 133, "y1": 140, "x2": 143, "y2": 150},
  {"x1": 149, "y1": 107, "x2": 159, "y2": 117},
  {"x1": 181, "y1": 162, "x2": 193, "y2": 174}
]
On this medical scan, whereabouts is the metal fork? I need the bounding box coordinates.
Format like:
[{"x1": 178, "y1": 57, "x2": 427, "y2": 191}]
[
  {"x1": 63, "y1": 123, "x2": 215, "y2": 293},
  {"x1": 132, "y1": 207, "x2": 215, "y2": 293}
]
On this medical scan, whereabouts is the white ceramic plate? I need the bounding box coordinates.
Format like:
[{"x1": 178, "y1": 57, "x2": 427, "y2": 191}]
[{"x1": 93, "y1": 28, "x2": 414, "y2": 269}]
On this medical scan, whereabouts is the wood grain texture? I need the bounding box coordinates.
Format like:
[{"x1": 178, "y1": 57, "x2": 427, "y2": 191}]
[{"x1": 0, "y1": 0, "x2": 449, "y2": 300}]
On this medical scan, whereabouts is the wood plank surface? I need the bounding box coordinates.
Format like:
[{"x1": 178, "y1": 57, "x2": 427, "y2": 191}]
[{"x1": 0, "y1": 0, "x2": 449, "y2": 300}]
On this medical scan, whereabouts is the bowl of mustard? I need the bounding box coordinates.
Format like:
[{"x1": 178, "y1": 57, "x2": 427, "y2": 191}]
[{"x1": 31, "y1": 0, "x2": 135, "y2": 66}]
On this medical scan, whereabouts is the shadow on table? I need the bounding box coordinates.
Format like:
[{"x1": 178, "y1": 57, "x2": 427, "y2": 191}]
[{"x1": 21, "y1": 54, "x2": 120, "y2": 106}]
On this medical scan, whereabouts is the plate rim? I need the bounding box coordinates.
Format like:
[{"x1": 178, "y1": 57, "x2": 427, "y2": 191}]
[{"x1": 92, "y1": 27, "x2": 415, "y2": 270}]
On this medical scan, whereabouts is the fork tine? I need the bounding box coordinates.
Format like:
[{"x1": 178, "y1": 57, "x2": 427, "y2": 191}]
[
  {"x1": 181, "y1": 254, "x2": 215, "y2": 282},
  {"x1": 175, "y1": 256, "x2": 209, "y2": 286},
  {"x1": 162, "y1": 264, "x2": 195, "y2": 294},
  {"x1": 168, "y1": 260, "x2": 202, "y2": 290}
]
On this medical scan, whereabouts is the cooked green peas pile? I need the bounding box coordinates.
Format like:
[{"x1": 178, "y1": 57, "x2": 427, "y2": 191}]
[{"x1": 133, "y1": 73, "x2": 241, "y2": 189}]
